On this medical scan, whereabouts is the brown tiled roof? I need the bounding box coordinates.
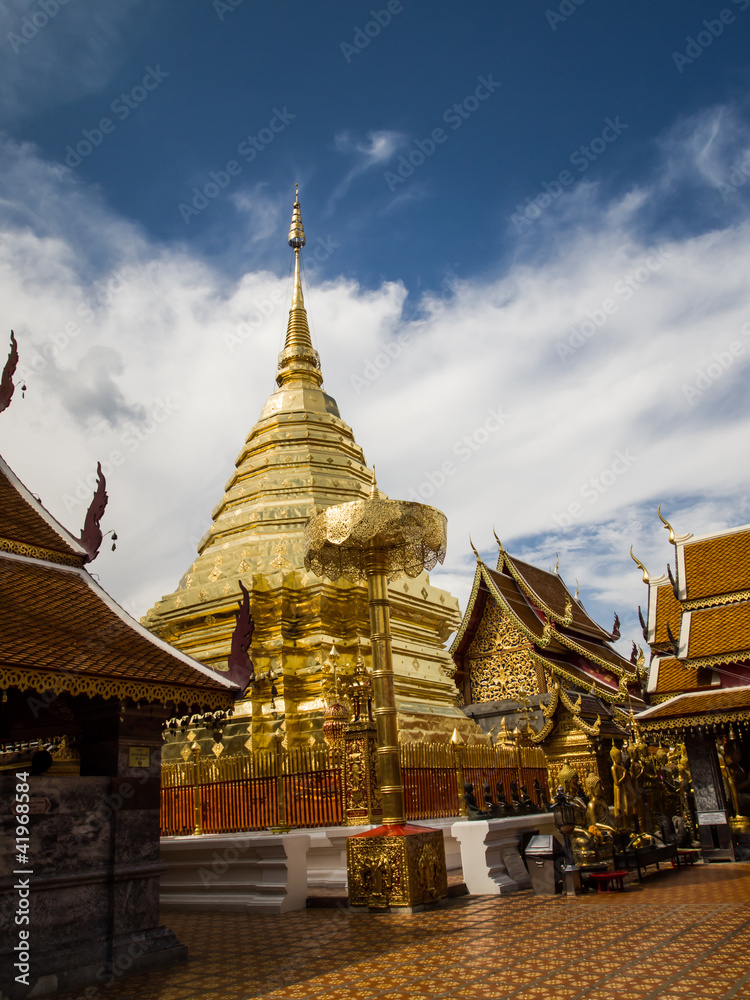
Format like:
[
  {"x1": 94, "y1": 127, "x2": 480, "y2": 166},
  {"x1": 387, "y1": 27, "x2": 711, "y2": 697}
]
[
  {"x1": 684, "y1": 530, "x2": 750, "y2": 601},
  {"x1": 653, "y1": 584, "x2": 682, "y2": 645},
  {"x1": 638, "y1": 685, "x2": 750, "y2": 722},
  {"x1": 655, "y1": 656, "x2": 706, "y2": 694},
  {"x1": 0, "y1": 458, "x2": 85, "y2": 562},
  {"x1": 502, "y1": 554, "x2": 612, "y2": 640},
  {"x1": 687, "y1": 602, "x2": 750, "y2": 659},
  {"x1": 0, "y1": 554, "x2": 237, "y2": 709}
]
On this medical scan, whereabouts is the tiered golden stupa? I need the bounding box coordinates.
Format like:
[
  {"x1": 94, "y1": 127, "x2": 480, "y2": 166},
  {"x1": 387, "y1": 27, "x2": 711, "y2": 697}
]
[{"x1": 144, "y1": 191, "x2": 476, "y2": 756}]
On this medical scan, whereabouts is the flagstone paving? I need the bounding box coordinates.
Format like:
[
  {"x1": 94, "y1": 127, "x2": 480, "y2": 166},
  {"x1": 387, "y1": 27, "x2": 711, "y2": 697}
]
[{"x1": 55, "y1": 862, "x2": 750, "y2": 1000}]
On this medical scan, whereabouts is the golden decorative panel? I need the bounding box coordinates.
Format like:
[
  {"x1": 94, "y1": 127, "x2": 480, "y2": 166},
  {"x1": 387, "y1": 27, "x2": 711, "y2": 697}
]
[
  {"x1": 466, "y1": 601, "x2": 538, "y2": 702},
  {"x1": 0, "y1": 537, "x2": 82, "y2": 567},
  {"x1": 347, "y1": 827, "x2": 447, "y2": 909}
]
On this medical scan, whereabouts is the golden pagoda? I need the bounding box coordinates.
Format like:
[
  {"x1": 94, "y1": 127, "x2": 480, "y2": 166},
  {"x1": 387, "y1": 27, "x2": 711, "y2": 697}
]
[{"x1": 144, "y1": 190, "x2": 476, "y2": 755}]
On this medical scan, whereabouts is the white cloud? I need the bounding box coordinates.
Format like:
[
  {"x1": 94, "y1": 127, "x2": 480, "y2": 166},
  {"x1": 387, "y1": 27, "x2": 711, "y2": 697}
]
[
  {"x1": 2, "y1": 106, "x2": 750, "y2": 658},
  {"x1": 329, "y1": 129, "x2": 408, "y2": 207}
]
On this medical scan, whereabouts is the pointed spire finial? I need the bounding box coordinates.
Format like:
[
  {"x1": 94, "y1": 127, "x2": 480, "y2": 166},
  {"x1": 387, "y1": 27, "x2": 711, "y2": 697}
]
[
  {"x1": 554, "y1": 552, "x2": 559, "y2": 574},
  {"x1": 368, "y1": 466, "x2": 387, "y2": 500},
  {"x1": 277, "y1": 188, "x2": 322, "y2": 388}
]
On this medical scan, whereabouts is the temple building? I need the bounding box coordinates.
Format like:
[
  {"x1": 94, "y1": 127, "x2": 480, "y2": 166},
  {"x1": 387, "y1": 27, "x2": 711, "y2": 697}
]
[
  {"x1": 0, "y1": 448, "x2": 240, "y2": 998},
  {"x1": 144, "y1": 193, "x2": 477, "y2": 757},
  {"x1": 634, "y1": 513, "x2": 750, "y2": 860},
  {"x1": 451, "y1": 538, "x2": 644, "y2": 792}
]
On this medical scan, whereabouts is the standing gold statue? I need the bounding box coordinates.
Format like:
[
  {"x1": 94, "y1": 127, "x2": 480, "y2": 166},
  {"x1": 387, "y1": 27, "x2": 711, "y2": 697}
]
[{"x1": 610, "y1": 745, "x2": 638, "y2": 830}]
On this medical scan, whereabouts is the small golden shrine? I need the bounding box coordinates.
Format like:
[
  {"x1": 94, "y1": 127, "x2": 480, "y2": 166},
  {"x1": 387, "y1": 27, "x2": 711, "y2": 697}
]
[
  {"x1": 451, "y1": 537, "x2": 645, "y2": 795},
  {"x1": 634, "y1": 511, "x2": 750, "y2": 858},
  {"x1": 144, "y1": 192, "x2": 478, "y2": 757}
]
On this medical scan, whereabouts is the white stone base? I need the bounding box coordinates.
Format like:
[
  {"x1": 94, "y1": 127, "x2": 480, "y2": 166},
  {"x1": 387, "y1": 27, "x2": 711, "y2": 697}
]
[
  {"x1": 451, "y1": 814, "x2": 556, "y2": 895},
  {"x1": 160, "y1": 815, "x2": 537, "y2": 912},
  {"x1": 160, "y1": 831, "x2": 310, "y2": 913},
  {"x1": 305, "y1": 825, "x2": 374, "y2": 892}
]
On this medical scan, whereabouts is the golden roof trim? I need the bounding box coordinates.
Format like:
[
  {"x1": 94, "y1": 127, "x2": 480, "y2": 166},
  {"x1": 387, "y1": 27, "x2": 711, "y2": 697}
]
[
  {"x1": 0, "y1": 664, "x2": 235, "y2": 711},
  {"x1": 640, "y1": 706, "x2": 750, "y2": 731},
  {"x1": 682, "y1": 589, "x2": 750, "y2": 612},
  {"x1": 0, "y1": 537, "x2": 83, "y2": 567},
  {"x1": 450, "y1": 559, "x2": 486, "y2": 654},
  {"x1": 479, "y1": 564, "x2": 554, "y2": 648},
  {"x1": 530, "y1": 653, "x2": 628, "y2": 705},
  {"x1": 500, "y1": 551, "x2": 574, "y2": 628},
  {"x1": 552, "y1": 627, "x2": 636, "y2": 682},
  {"x1": 673, "y1": 649, "x2": 750, "y2": 671}
]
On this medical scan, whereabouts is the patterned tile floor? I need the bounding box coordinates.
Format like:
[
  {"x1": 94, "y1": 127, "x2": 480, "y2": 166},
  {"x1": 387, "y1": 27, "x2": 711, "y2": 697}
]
[{"x1": 57, "y1": 862, "x2": 750, "y2": 1000}]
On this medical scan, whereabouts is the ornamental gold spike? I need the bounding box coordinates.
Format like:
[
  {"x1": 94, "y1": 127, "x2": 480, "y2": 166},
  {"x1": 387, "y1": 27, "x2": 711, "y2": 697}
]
[
  {"x1": 657, "y1": 504, "x2": 677, "y2": 544},
  {"x1": 630, "y1": 546, "x2": 650, "y2": 584}
]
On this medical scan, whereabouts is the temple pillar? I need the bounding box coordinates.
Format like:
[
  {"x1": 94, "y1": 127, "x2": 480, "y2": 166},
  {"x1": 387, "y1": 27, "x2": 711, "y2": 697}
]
[
  {"x1": 684, "y1": 732, "x2": 734, "y2": 861},
  {"x1": 342, "y1": 720, "x2": 382, "y2": 826}
]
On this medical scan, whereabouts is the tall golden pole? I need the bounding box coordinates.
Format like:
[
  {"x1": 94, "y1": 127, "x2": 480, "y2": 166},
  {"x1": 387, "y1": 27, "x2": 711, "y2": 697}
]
[
  {"x1": 304, "y1": 473, "x2": 449, "y2": 909},
  {"x1": 365, "y1": 547, "x2": 405, "y2": 826},
  {"x1": 191, "y1": 741, "x2": 203, "y2": 836}
]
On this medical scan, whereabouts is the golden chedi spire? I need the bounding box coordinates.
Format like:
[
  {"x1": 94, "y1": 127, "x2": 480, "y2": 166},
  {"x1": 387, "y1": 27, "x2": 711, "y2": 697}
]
[
  {"x1": 144, "y1": 188, "x2": 471, "y2": 754},
  {"x1": 277, "y1": 186, "x2": 323, "y2": 388}
]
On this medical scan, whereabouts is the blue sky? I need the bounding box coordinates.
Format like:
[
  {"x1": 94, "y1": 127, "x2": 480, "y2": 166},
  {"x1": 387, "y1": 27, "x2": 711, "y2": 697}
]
[{"x1": 2, "y1": 0, "x2": 750, "y2": 652}]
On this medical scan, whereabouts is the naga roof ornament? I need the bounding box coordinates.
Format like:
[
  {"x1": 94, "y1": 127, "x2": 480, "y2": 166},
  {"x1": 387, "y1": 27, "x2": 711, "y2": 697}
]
[{"x1": 0, "y1": 330, "x2": 20, "y2": 414}]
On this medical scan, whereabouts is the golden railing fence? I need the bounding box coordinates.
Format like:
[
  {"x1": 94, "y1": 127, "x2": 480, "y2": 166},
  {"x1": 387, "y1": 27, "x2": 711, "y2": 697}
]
[
  {"x1": 400, "y1": 741, "x2": 550, "y2": 821},
  {"x1": 160, "y1": 739, "x2": 550, "y2": 835},
  {"x1": 160, "y1": 745, "x2": 344, "y2": 836}
]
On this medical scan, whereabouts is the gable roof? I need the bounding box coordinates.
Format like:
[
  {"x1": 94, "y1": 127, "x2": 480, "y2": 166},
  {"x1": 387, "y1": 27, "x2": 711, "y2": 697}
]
[
  {"x1": 0, "y1": 456, "x2": 87, "y2": 564},
  {"x1": 0, "y1": 457, "x2": 238, "y2": 710},
  {"x1": 452, "y1": 553, "x2": 641, "y2": 707}
]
